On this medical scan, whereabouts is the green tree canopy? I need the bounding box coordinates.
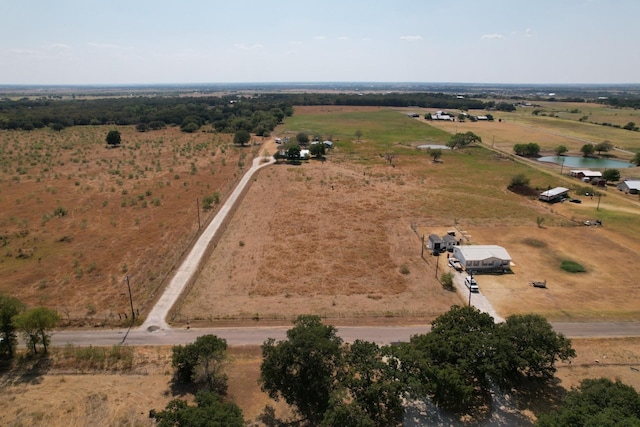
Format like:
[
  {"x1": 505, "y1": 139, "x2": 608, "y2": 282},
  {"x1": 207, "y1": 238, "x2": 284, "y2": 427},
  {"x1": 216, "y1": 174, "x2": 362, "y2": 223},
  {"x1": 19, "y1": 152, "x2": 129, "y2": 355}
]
[
  {"x1": 446, "y1": 131, "x2": 481, "y2": 149},
  {"x1": 0, "y1": 294, "x2": 25, "y2": 359},
  {"x1": 260, "y1": 315, "x2": 344, "y2": 425},
  {"x1": 602, "y1": 168, "x2": 621, "y2": 183},
  {"x1": 632, "y1": 152, "x2": 640, "y2": 166},
  {"x1": 580, "y1": 144, "x2": 595, "y2": 157},
  {"x1": 355, "y1": 129, "x2": 363, "y2": 141},
  {"x1": 105, "y1": 130, "x2": 121, "y2": 147},
  {"x1": 296, "y1": 132, "x2": 310, "y2": 145},
  {"x1": 513, "y1": 143, "x2": 541, "y2": 157},
  {"x1": 13, "y1": 307, "x2": 60, "y2": 354},
  {"x1": 554, "y1": 145, "x2": 568, "y2": 156},
  {"x1": 427, "y1": 148, "x2": 443, "y2": 162},
  {"x1": 536, "y1": 378, "x2": 640, "y2": 427},
  {"x1": 594, "y1": 140, "x2": 614, "y2": 155},
  {"x1": 310, "y1": 142, "x2": 326, "y2": 158},
  {"x1": 152, "y1": 391, "x2": 244, "y2": 427},
  {"x1": 172, "y1": 334, "x2": 228, "y2": 394},
  {"x1": 233, "y1": 129, "x2": 251, "y2": 146}
]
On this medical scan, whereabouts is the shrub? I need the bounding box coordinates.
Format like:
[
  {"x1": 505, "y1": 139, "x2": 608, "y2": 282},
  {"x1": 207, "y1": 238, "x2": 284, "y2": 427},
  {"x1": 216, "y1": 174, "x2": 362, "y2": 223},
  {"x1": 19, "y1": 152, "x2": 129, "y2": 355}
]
[
  {"x1": 441, "y1": 272, "x2": 454, "y2": 291},
  {"x1": 561, "y1": 260, "x2": 586, "y2": 273},
  {"x1": 399, "y1": 264, "x2": 410, "y2": 275}
]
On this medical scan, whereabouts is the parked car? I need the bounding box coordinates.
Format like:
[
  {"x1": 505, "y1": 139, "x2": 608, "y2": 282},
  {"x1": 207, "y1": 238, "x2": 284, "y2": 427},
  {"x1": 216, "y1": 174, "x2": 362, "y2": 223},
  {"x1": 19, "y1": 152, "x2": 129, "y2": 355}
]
[
  {"x1": 448, "y1": 257, "x2": 463, "y2": 271},
  {"x1": 464, "y1": 276, "x2": 479, "y2": 293},
  {"x1": 569, "y1": 198, "x2": 582, "y2": 203}
]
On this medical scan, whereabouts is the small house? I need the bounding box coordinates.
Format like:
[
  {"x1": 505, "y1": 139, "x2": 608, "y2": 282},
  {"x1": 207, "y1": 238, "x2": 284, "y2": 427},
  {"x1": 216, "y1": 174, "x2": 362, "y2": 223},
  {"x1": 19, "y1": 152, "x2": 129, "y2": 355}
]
[
  {"x1": 617, "y1": 180, "x2": 640, "y2": 194},
  {"x1": 441, "y1": 234, "x2": 459, "y2": 251},
  {"x1": 453, "y1": 245, "x2": 512, "y2": 273},
  {"x1": 569, "y1": 170, "x2": 602, "y2": 182},
  {"x1": 539, "y1": 187, "x2": 569, "y2": 203},
  {"x1": 427, "y1": 234, "x2": 443, "y2": 252}
]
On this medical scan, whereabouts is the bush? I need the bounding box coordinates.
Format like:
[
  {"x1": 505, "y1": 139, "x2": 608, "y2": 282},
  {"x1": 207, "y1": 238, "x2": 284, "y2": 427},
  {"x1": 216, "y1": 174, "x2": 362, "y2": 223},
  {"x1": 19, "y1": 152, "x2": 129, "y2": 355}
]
[
  {"x1": 440, "y1": 272, "x2": 454, "y2": 290},
  {"x1": 561, "y1": 260, "x2": 586, "y2": 273},
  {"x1": 399, "y1": 264, "x2": 410, "y2": 275}
]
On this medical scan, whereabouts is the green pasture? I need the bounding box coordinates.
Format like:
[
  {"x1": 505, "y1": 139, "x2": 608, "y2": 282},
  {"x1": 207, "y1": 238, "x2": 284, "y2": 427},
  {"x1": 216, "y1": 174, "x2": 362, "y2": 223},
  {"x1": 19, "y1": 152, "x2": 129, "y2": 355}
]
[{"x1": 280, "y1": 107, "x2": 640, "y2": 232}]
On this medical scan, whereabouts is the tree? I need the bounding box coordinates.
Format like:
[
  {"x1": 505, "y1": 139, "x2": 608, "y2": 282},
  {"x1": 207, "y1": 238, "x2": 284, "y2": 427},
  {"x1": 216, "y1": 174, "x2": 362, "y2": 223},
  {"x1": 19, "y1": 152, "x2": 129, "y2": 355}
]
[
  {"x1": 493, "y1": 314, "x2": 575, "y2": 389},
  {"x1": 594, "y1": 140, "x2": 613, "y2": 155},
  {"x1": 13, "y1": 307, "x2": 60, "y2": 354},
  {"x1": 536, "y1": 378, "x2": 640, "y2": 426},
  {"x1": 580, "y1": 144, "x2": 595, "y2": 157},
  {"x1": 400, "y1": 306, "x2": 497, "y2": 411},
  {"x1": 602, "y1": 168, "x2": 621, "y2": 183},
  {"x1": 509, "y1": 173, "x2": 530, "y2": 189},
  {"x1": 446, "y1": 131, "x2": 481, "y2": 149},
  {"x1": 310, "y1": 142, "x2": 326, "y2": 158},
  {"x1": 513, "y1": 143, "x2": 540, "y2": 157},
  {"x1": 355, "y1": 129, "x2": 363, "y2": 142},
  {"x1": 424, "y1": 113, "x2": 432, "y2": 120},
  {"x1": 233, "y1": 129, "x2": 251, "y2": 146},
  {"x1": 172, "y1": 334, "x2": 229, "y2": 394},
  {"x1": 632, "y1": 151, "x2": 640, "y2": 166},
  {"x1": 623, "y1": 121, "x2": 637, "y2": 131},
  {"x1": 296, "y1": 132, "x2": 310, "y2": 145},
  {"x1": 152, "y1": 391, "x2": 244, "y2": 427},
  {"x1": 427, "y1": 148, "x2": 442, "y2": 162},
  {"x1": 0, "y1": 295, "x2": 25, "y2": 359},
  {"x1": 260, "y1": 315, "x2": 344, "y2": 425},
  {"x1": 105, "y1": 130, "x2": 121, "y2": 147},
  {"x1": 135, "y1": 122, "x2": 149, "y2": 132},
  {"x1": 286, "y1": 144, "x2": 301, "y2": 163},
  {"x1": 554, "y1": 145, "x2": 568, "y2": 156}
]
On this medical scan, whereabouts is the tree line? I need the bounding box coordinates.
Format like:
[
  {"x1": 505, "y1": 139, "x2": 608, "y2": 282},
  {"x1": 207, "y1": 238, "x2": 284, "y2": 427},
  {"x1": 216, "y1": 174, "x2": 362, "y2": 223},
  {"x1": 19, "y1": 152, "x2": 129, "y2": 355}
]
[{"x1": 0, "y1": 95, "x2": 293, "y2": 136}]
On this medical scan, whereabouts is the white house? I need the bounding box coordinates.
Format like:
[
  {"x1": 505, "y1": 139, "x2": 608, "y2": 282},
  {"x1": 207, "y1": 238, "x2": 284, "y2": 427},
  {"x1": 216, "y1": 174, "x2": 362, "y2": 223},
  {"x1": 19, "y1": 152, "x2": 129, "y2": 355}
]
[
  {"x1": 539, "y1": 187, "x2": 569, "y2": 202},
  {"x1": 452, "y1": 245, "x2": 512, "y2": 272},
  {"x1": 617, "y1": 180, "x2": 640, "y2": 194}
]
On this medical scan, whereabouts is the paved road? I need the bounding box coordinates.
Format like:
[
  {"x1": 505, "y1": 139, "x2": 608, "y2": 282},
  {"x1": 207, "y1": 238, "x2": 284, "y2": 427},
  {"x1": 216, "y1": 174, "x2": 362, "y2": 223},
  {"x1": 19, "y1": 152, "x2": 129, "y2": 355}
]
[
  {"x1": 50, "y1": 322, "x2": 640, "y2": 348},
  {"x1": 141, "y1": 156, "x2": 275, "y2": 330}
]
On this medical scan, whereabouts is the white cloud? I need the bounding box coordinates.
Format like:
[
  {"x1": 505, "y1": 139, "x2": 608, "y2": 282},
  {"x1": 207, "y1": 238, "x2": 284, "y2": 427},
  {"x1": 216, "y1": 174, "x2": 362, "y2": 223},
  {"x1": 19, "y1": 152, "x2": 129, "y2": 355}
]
[
  {"x1": 400, "y1": 35, "x2": 423, "y2": 42},
  {"x1": 481, "y1": 33, "x2": 504, "y2": 39},
  {"x1": 337, "y1": 36, "x2": 349, "y2": 41},
  {"x1": 10, "y1": 48, "x2": 42, "y2": 56},
  {"x1": 87, "y1": 42, "x2": 130, "y2": 50},
  {"x1": 524, "y1": 28, "x2": 534, "y2": 38}
]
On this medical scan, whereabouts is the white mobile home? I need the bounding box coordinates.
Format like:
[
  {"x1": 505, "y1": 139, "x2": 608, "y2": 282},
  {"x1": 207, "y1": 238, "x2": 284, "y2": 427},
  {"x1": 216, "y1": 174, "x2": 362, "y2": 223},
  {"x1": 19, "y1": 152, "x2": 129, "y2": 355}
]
[
  {"x1": 452, "y1": 245, "x2": 512, "y2": 272},
  {"x1": 539, "y1": 187, "x2": 569, "y2": 203}
]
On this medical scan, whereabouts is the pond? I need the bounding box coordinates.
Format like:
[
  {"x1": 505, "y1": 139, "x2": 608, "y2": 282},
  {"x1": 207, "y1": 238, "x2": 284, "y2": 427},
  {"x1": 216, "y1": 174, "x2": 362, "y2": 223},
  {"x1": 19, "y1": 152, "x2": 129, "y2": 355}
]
[
  {"x1": 417, "y1": 144, "x2": 450, "y2": 150},
  {"x1": 538, "y1": 156, "x2": 634, "y2": 169}
]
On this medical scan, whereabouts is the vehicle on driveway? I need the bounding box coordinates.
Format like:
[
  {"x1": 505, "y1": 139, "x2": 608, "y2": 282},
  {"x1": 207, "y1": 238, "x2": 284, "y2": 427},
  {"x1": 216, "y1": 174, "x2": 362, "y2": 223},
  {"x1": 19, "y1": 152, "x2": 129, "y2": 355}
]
[
  {"x1": 570, "y1": 198, "x2": 582, "y2": 203},
  {"x1": 448, "y1": 257, "x2": 463, "y2": 271},
  {"x1": 464, "y1": 276, "x2": 479, "y2": 293}
]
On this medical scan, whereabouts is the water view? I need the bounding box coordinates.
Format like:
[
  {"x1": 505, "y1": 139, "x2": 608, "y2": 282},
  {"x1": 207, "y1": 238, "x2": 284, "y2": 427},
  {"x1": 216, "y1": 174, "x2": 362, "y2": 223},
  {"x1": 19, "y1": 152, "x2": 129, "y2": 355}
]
[{"x1": 538, "y1": 156, "x2": 634, "y2": 169}]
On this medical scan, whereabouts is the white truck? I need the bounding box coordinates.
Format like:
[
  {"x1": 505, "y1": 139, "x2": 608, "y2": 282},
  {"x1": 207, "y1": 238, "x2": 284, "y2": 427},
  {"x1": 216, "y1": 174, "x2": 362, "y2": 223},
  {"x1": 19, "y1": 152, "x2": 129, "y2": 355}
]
[{"x1": 464, "y1": 276, "x2": 479, "y2": 293}]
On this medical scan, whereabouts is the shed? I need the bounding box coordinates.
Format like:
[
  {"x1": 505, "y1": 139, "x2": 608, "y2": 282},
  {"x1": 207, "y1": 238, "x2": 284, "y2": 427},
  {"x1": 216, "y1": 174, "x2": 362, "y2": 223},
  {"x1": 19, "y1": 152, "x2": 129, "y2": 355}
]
[
  {"x1": 569, "y1": 170, "x2": 602, "y2": 181},
  {"x1": 427, "y1": 234, "x2": 443, "y2": 252},
  {"x1": 441, "y1": 234, "x2": 459, "y2": 251},
  {"x1": 617, "y1": 180, "x2": 640, "y2": 194},
  {"x1": 453, "y1": 245, "x2": 512, "y2": 272},
  {"x1": 539, "y1": 187, "x2": 569, "y2": 202}
]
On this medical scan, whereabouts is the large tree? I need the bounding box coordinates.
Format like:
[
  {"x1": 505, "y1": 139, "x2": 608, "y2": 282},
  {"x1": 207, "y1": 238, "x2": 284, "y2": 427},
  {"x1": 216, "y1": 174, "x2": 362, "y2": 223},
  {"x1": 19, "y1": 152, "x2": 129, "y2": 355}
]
[
  {"x1": 172, "y1": 334, "x2": 228, "y2": 394},
  {"x1": 260, "y1": 315, "x2": 344, "y2": 425},
  {"x1": 493, "y1": 314, "x2": 575, "y2": 388},
  {"x1": 447, "y1": 131, "x2": 482, "y2": 149},
  {"x1": 0, "y1": 295, "x2": 25, "y2": 359},
  {"x1": 602, "y1": 168, "x2": 621, "y2": 183},
  {"x1": 580, "y1": 143, "x2": 595, "y2": 157},
  {"x1": 13, "y1": 307, "x2": 60, "y2": 354},
  {"x1": 296, "y1": 132, "x2": 310, "y2": 145},
  {"x1": 594, "y1": 140, "x2": 614, "y2": 155},
  {"x1": 105, "y1": 130, "x2": 121, "y2": 147},
  {"x1": 233, "y1": 129, "x2": 251, "y2": 146},
  {"x1": 536, "y1": 378, "x2": 640, "y2": 426}
]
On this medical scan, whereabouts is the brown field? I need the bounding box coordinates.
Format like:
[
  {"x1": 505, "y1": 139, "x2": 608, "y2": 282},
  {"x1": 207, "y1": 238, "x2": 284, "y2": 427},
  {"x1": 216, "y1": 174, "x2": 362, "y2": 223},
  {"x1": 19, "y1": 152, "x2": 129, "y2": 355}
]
[
  {"x1": 0, "y1": 126, "x2": 263, "y2": 325},
  {"x1": 2, "y1": 338, "x2": 639, "y2": 426}
]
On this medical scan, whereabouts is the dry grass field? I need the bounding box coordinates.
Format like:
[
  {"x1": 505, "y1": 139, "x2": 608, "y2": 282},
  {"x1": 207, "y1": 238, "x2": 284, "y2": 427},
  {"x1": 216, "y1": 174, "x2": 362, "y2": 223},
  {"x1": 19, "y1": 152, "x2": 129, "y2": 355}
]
[{"x1": 0, "y1": 126, "x2": 261, "y2": 325}]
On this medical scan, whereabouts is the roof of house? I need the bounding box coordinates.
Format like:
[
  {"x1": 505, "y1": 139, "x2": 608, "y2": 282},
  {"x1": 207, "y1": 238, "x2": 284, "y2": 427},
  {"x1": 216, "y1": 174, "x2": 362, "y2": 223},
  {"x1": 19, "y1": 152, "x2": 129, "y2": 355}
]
[
  {"x1": 455, "y1": 245, "x2": 512, "y2": 261},
  {"x1": 570, "y1": 169, "x2": 602, "y2": 177},
  {"x1": 540, "y1": 187, "x2": 569, "y2": 198}
]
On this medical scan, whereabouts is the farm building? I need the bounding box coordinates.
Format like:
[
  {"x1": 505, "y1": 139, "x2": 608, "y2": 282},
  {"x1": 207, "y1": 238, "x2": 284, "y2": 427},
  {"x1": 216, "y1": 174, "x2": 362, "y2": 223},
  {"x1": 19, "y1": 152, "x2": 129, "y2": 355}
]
[
  {"x1": 452, "y1": 245, "x2": 512, "y2": 272},
  {"x1": 427, "y1": 234, "x2": 443, "y2": 252},
  {"x1": 539, "y1": 187, "x2": 569, "y2": 202},
  {"x1": 617, "y1": 179, "x2": 640, "y2": 194},
  {"x1": 441, "y1": 234, "x2": 460, "y2": 251},
  {"x1": 569, "y1": 170, "x2": 602, "y2": 182}
]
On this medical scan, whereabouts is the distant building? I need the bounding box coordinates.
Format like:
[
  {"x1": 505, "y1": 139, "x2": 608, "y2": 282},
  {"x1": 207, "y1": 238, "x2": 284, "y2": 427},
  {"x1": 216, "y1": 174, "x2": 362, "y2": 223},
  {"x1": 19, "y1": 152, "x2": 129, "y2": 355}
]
[
  {"x1": 539, "y1": 187, "x2": 569, "y2": 203},
  {"x1": 569, "y1": 170, "x2": 602, "y2": 181},
  {"x1": 617, "y1": 180, "x2": 640, "y2": 194}
]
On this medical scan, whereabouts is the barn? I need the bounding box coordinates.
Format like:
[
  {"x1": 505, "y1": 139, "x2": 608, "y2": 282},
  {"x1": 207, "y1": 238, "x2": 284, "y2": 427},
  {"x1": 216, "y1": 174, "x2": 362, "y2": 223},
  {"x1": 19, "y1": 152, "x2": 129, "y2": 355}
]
[
  {"x1": 453, "y1": 245, "x2": 512, "y2": 272},
  {"x1": 539, "y1": 187, "x2": 569, "y2": 202},
  {"x1": 617, "y1": 179, "x2": 640, "y2": 194}
]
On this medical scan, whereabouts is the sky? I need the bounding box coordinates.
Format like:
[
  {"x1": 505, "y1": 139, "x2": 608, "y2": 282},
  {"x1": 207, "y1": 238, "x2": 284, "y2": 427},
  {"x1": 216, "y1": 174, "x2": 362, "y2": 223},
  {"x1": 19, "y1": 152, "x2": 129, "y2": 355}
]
[{"x1": 1, "y1": 0, "x2": 638, "y2": 85}]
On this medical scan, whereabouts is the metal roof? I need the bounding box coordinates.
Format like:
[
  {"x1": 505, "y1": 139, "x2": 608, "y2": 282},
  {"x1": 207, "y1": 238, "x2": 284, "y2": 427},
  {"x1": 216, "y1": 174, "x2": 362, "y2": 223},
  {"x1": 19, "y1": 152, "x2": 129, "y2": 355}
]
[
  {"x1": 540, "y1": 187, "x2": 569, "y2": 198},
  {"x1": 456, "y1": 245, "x2": 512, "y2": 262}
]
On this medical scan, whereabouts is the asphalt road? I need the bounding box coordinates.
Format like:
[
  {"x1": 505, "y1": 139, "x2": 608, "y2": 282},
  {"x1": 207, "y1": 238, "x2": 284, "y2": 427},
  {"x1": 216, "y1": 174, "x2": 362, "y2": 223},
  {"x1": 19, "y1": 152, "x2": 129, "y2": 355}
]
[{"x1": 49, "y1": 322, "x2": 640, "y2": 348}]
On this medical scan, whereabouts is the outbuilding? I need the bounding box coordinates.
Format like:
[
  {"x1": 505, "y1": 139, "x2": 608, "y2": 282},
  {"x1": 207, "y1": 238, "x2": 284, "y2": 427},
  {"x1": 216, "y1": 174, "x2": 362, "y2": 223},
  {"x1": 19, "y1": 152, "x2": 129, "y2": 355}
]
[
  {"x1": 539, "y1": 187, "x2": 569, "y2": 202},
  {"x1": 617, "y1": 179, "x2": 640, "y2": 194},
  {"x1": 452, "y1": 245, "x2": 512, "y2": 272},
  {"x1": 427, "y1": 234, "x2": 443, "y2": 252},
  {"x1": 569, "y1": 170, "x2": 602, "y2": 181}
]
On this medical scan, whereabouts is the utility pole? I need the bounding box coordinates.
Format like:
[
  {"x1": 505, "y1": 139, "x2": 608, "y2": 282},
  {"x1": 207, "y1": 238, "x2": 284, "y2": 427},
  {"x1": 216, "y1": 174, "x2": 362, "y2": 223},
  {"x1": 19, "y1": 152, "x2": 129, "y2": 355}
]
[
  {"x1": 196, "y1": 198, "x2": 201, "y2": 230},
  {"x1": 421, "y1": 235, "x2": 425, "y2": 258},
  {"x1": 125, "y1": 275, "x2": 135, "y2": 324},
  {"x1": 597, "y1": 192, "x2": 602, "y2": 211},
  {"x1": 435, "y1": 255, "x2": 439, "y2": 278}
]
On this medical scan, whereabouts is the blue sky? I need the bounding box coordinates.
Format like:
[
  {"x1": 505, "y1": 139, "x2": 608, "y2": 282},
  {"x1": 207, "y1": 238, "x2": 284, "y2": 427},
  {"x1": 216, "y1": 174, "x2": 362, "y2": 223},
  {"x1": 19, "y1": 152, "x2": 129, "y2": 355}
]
[{"x1": 1, "y1": 0, "x2": 638, "y2": 85}]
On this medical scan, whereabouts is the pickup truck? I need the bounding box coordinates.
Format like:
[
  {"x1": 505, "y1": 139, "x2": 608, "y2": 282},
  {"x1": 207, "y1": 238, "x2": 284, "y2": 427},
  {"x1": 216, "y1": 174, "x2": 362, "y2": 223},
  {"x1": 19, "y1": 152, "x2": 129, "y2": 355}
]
[
  {"x1": 464, "y1": 276, "x2": 479, "y2": 293},
  {"x1": 448, "y1": 257, "x2": 463, "y2": 271}
]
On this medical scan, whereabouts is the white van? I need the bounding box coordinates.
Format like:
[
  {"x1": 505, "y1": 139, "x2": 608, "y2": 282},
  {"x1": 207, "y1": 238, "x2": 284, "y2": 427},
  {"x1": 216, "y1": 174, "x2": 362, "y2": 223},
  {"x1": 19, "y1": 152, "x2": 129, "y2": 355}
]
[{"x1": 464, "y1": 276, "x2": 479, "y2": 293}]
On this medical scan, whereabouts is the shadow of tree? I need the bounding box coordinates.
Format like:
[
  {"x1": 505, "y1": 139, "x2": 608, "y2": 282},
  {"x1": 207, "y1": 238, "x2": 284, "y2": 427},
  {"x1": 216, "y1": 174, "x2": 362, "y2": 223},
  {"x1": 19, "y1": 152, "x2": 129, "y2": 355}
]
[
  {"x1": 0, "y1": 354, "x2": 52, "y2": 387},
  {"x1": 510, "y1": 377, "x2": 566, "y2": 417}
]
